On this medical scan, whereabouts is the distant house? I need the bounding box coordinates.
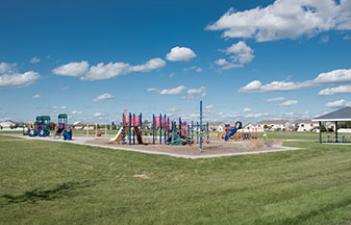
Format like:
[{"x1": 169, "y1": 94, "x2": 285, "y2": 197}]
[
  {"x1": 0, "y1": 120, "x2": 17, "y2": 129},
  {"x1": 294, "y1": 120, "x2": 319, "y2": 132}
]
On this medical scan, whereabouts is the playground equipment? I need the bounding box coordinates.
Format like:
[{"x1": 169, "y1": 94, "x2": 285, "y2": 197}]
[
  {"x1": 28, "y1": 115, "x2": 51, "y2": 137},
  {"x1": 222, "y1": 122, "x2": 258, "y2": 142},
  {"x1": 110, "y1": 112, "x2": 143, "y2": 144},
  {"x1": 55, "y1": 114, "x2": 72, "y2": 140},
  {"x1": 110, "y1": 101, "x2": 209, "y2": 151},
  {"x1": 151, "y1": 114, "x2": 209, "y2": 146}
]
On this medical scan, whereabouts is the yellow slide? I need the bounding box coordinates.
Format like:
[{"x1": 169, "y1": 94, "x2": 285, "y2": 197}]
[{"x1": 109, "y1": 127, "x2": 128, "y2": 144}]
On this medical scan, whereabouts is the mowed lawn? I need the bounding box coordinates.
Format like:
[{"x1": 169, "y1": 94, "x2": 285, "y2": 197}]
[{"x1": 1, "y1": 135, "x2": 351, "y2": 225}]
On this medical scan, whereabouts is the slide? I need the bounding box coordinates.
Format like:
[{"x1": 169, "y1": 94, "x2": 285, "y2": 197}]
[
  {"x1": 109, "y1": 127, "x2": 128, "y2": 144},
  {"x1": 224, "y1": 121, "x2": 242, "y2": 141}
]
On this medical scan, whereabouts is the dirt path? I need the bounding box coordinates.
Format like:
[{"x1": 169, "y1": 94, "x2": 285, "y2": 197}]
[{"x1": 4, "y1": 134, "x2": 302, "y2": 159}]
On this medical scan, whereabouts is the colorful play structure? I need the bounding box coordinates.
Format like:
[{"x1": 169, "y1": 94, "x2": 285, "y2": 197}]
[
  {"x1": 55, "y1": 114, "x2": 72, "y2": 140},
  {"x1": 222, "y1": 122, "x2": 258, "y2": 141},
  {"x1": 27, "y1": 115, "x2": 51, "y2": 137},
  {"x1": 25, "y1": 114, "x2": 72, "y2": 140},
  {"x1": 110, "y1": 101, "x2": 210, "y2": 151}
]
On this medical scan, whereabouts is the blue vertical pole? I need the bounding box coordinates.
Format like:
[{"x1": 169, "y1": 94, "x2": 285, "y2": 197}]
[
  {"x1": 159, "y1": 113, "x2": 162, "y2": 144},
  {"x1": 140, "y1": 113, "x2": 142, "y2": 129},
  {"x1": 167, "y1": 116, "x2": 170, "y2": 145},
  {"x1": 152, "y1": 114, "x2": 155, "y2": 144},
  {"x1": 128, "y1": 113, "x2": 132, "y2": 145},
  {"x1": 200, "y1": 100, "x2": 203, "y2": 152},
  {"x1": 206, "y1": 121, "x2": 209, "y2": 144},
  {"x1": 122, "y1": 113, "x2": 125, "y2": 144},
  {"x1": 196, "y1": 121, "x2": 199, "y2": 144},
  {"x1": 191, "y1": 121, "x2": 194, "y2": 143}
]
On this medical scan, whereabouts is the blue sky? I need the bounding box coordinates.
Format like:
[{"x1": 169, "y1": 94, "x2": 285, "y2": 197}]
[{"x1": 1, "y1": 0, "x2": 351, "y2": 123}]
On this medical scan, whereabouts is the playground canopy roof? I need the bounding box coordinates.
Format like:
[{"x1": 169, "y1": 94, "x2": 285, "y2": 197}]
[{"x1": 312, "y1": 107, "x2": 351, "y2": 122}]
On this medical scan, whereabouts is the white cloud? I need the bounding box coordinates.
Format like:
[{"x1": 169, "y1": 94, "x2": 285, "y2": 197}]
[
  {"x1": 160, "y1": 85, "x2": 187, "y2": 95},
  {"x1": 207, "y1": 0, "x2": 351, "y2": 42},
  {"x1": 215, "y1": 41, "x2": 254, "y2": 70},
  {"x1": 93, "y1": 93, "x2": 114, "y2": 102},
  {"x1": 0, "y1": 62, "x2": 16, "y2": 74},
  {"x1": 30, "y1": 57, "x2": 40, "y2": 64},
  {"x1": 240, "y1": 68, "x2": 351, "y2": 93},
  {"x1": 318, "y1": 85, "x2": 351, "y2": 95},
  {"x1": 0, "y1": 71, "x2": 39, "y2": 88},
  {"x1": 326, "y1": 99, "x2": 351, "y2": 108},
  {"x1": 54, "y1": 57, "x2": 166, "y2": 81},
  {"x1": 128, "y1": 58, "x2": 166, "y2": 73},
  {"x1": 185, "y1": 86, "x2": 207, "y2": 99},
  {"x1": 53, "y1": 61, "x2": 89, "y2": 77},
  {"x1": 166, "y1": 46, "x2": 197, "y2": 62},
  {"x1": 314, "y1": 69, "x2": 351, "y2": 83},
  {"x1": 83, "y1": 62, "x2": 129, "y2": 80},
  {"x1": 279, "y1": 99, "x2": 298, "y2": 106},
  {"x1": 32, "y1": 94, "x2": 40, "y2": 99},
  {"x1": 243, "y1": 107, "x2": 252, "y2": 112},
  {"x1": 267, "y1": 97, "x2": 286, "y2": 102},
  {"x1": 214, "y1": 58, "x2": 237, "y2": 70},
  {"x1": 239, "y1": 80, "x2": 262, "y2": 92},
  {"x1": 225, "y1": 41, "x2": 254, "y2": 64}
]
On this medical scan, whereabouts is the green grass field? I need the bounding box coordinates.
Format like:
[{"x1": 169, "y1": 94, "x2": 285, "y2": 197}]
[{"x1": 1, "y1": 134, "x2": 351, "y2": 225}]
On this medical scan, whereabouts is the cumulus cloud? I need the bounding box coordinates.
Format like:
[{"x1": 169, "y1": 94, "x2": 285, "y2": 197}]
[
  {"x1": 166, "y1": 46, "x2": 197, "y2": 62},
  {"x1": 93, "y1": 93, "x2": 114, "y2": 102},
  {"x1": 318, "y1": 85, "x2": 351, "y2": 95},
  {"x1": 279, "y1": 99, "x2": 298, "y2": 106},
  {"x1": 314, "y1": 69, "x2": 351, "y2": 83},
  {"x1": 207, "y1": 0, "x2": 351, "y2": 42},
  {"x1": 128, "y1": 58, "x2": 166, "y2": 73},
  {"x1": 0, "y1": 71, "x2": 40, "y2": 88},
  {"x1": 53, "y1": 61, "x2": 89, "y2": 76},
  {"x1": 240, "y1": 68, "x2": 351, "y2": 93},
  {"x1": 30, "y1": 57, "x2": 40, "y2": 64},
  {"x1": 53, "y1": 57, "x2": 166, "y2": 81},
  {"x1": 83, "y1": 62, "x2": 129, "y2": 80},
  {"x1": 214, "y1": 58, "x2": 237, "y2": 70},
  {"x1": 326, "y1": 99, "x2": 351, "y2": 108},
  {"x1": 239, "y1": 80, "x2": 263, "y2": 92},
  {"x1": 160, "y1": 85, "x2": 187, "y2": 95},
  {"x1": 215, "y1": 41, "x2": 254, "y2": 70},
  {"x1": 225, "y1": 41, "x2": 254, "y2": 64}
]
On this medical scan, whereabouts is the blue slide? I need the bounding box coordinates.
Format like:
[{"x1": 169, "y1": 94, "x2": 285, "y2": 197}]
[{"x1": 224, "y1": 121, "x2": 242, "y2": 141}]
